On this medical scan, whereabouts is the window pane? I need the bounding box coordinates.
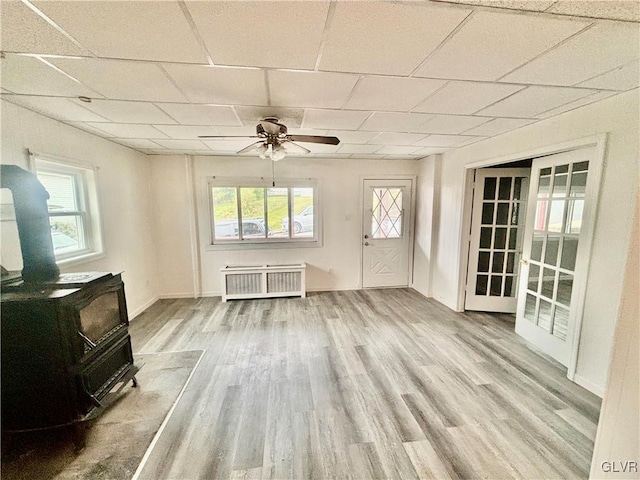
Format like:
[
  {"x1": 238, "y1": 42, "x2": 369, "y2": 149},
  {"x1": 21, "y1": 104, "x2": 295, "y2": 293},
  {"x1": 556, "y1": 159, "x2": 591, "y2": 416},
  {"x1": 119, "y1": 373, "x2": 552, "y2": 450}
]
[
  {"x1": 50, "y1": 215, "x2": 83, "y2": 253},
  {"x1": 212, "y1": 187, "x2": 239, "y2": 240},
  {"x1": 552, "y1": 170, "x2": 568, "y2": 198},
  {"x1": 565, "y1": 199, "x2": 584, "y2": 234},
  {"x1": 528, "y1": 264, "x2": 540, "y2": 292},
  {"x1": 553, "y1": 306, "x2": 569, "y2": 341},
  {"x1": 513, "y1": 177, "x2": 524, "y2": 201},
  {"x1": 534, "y1": 200, "x2": 547, "y2": 231},
  {"x1": 498, "y1": 177, "x2": 512, "y2": 200},
  {"x1": 490, "y1": 276, "x2": 502, "y2": 296},
  {"x1": 531, "y1": 234, "x2": 544, "y2": 261},
  {"x1": 267, "y1": 187, "x2": 288, "y2": 238},
  {"x1": 478, "y1": 251, "x2": 490, "y2": 273},
  {"x1": 538, "y1": 300, "x2": 553, "y2": 331},
  {"x1": 38, "y1": 171, "x2": 79, "y2": 212},
  {"x1": 240, "y1": 187, "x2": 266, "y2": 238},
  {"x1": 496, "y1": 203, "x2": 509, "y2": 225},
  {"x1": 483, "y1": 177, "x2": 497, "y2": 200},
  {"x1": 570, "y1": 171, "x2": 588, "y2": 198},
  {"x1": 480, "y1": 227, "x2": 492, "y2": 249},
  {"x1": 504, "y1": 276, "x2": 514, "y2": 297},
  {"x1": 557, "y1": 274, "x2": 574, "y2": 307},
  {"x1": 292, "y1": 188, "x2": 314, "y2": 238},
  {"x1": 481, "y1": 203, "x2": 494, "y2": 225},
  {"x1": 560, "y1": 237, "x2": 579, "y2": 271},
  {"x1": 544, "y1": 235, "x2": 560, "y2": 266},
  {"x1": 492, "y1": 252, "x2": 504, "y2": 273},
  {"x1": 508, "y1": 227, "x2": 518, "y2": 250},
  {"x1": 524, "y1": 294, "x2": 537, "y2": 321},
  {"x1": 506, "y1": 252, "x2": 516, "y2": 274},
  {"x1": 494, "y1": 227, "x2": 507, "y2": 249},
  {"x1": 548, "y1": 200, "x2": 565, "y2": 232},
  {"x1": 476, "y1": 275, "x2": 488, "y2": 295},
  {"x1": 541, "y1": 268, "x2": 556, "y2": 299}
]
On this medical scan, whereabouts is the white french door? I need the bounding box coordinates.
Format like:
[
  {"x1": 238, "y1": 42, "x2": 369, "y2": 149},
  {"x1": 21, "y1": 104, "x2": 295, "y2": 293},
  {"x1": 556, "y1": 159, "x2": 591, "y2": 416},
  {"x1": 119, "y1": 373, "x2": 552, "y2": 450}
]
[
  {"x1": 362, "y1": 179, "x2": 413, "y2": 288},
  {"x1": 465, "y1": 168, "x2": 530, "y2": 312},
  {"x1": 515, "y1": 147, "x2": 599, "y2": 367}
]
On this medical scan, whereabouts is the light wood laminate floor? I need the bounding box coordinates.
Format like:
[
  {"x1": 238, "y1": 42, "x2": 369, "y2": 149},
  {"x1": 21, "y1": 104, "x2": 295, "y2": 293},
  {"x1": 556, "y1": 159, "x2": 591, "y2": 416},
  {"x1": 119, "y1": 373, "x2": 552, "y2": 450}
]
[{"x1": 130, "y1": 289, "x2": 601, "y2": 479}]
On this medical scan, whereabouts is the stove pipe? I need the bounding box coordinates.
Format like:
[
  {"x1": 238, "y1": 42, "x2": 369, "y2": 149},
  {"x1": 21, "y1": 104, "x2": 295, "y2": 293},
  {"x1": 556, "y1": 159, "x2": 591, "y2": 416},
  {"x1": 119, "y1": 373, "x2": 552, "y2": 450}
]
[{"x1": 1, "y1": 165, "x2": 60, "y2": 282}]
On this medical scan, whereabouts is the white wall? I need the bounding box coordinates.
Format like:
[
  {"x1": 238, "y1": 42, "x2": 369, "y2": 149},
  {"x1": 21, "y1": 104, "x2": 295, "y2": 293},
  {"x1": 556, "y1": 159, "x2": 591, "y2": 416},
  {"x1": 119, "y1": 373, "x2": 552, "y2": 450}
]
[
  {"x1": 590, "y1": 201, "x2": 639, "y2": 479},
  {"x1": 149, "y1": 155, "x2": 418, "y2": 297},
  {"x1": 0, "y1": 100, "x2": 159, "y2": 317},
  {"x1": 413, "y1": 154, "x2": 440, "y2": 297},
  {"x1": 423, "y1": 89, "x2": 640, "y2": 394}
]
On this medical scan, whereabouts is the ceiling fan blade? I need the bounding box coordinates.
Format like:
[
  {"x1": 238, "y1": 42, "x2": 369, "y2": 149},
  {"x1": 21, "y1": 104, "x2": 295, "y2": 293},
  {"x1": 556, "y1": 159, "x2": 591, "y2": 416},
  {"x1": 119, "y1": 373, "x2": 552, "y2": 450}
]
[
  {"x1": 286, "y1": 135, "x2": 340, "y2": 145},
  {"x1": 237, "y1": 141, "x2": 265, "y2": 154},
  {"x1": 282, "y1": 141, "x2": 311, "y2": 155},
  {"x1": 198, "y1": 135, "x2": 260, "y2": 139}
]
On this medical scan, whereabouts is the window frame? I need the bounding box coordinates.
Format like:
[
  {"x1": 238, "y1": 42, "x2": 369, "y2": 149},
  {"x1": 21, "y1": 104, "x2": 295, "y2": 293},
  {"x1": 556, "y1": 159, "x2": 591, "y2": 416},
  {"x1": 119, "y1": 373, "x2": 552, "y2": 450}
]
[
  {"x1": 207, "y1": 177, "x2": 321, "y2": 249},
  {"x1": 29, "y1": 152, "x2": 104, "y2": 265}
]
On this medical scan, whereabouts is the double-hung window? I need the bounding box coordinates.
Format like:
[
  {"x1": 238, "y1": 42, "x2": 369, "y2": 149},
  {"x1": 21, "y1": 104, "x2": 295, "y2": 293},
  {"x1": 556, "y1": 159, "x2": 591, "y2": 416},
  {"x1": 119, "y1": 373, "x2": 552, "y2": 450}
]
[
  {"x1": 31, "y1": 154, "x2": 103, "y2": 263},
  {"x1": 209, "y1": 178, "x2": 319, "y2": 246}
]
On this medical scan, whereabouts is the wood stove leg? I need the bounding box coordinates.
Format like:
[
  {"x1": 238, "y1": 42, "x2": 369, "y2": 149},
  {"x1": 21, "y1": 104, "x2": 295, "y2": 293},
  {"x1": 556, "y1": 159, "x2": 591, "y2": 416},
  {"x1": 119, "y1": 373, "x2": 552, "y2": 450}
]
[
  {"x1": 72, "y1": 422, "x2": 87, "y2": 453},
  {"x1": 131, "y1": 375, "x2": 138, "y2": 388}
]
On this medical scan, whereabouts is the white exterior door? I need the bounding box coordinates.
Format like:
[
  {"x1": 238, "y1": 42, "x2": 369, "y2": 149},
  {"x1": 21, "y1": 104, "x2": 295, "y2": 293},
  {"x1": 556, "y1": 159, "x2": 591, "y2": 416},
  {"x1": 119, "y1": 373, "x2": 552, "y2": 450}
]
[
  {"x1": 362, "y1": 179, "x2": 413, "y2": 288},
  {"x1": 466, "y1": 168, "x2": 530, "y2": 312},
  {"x1": 515, "y1": 147, "x2": 599, "y2": 367}
]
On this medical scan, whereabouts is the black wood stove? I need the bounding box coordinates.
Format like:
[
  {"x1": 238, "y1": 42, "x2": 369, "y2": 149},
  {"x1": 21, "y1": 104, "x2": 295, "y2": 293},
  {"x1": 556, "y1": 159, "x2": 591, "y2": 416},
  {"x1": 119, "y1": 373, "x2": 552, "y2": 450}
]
[{"x1": 1, "y1": 166, "x2": 137, "y2": 450}]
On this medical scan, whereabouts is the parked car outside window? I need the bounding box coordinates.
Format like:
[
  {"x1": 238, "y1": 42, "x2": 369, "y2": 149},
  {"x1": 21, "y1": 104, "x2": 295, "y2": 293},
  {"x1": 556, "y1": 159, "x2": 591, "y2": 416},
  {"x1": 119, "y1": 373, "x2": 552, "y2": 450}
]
[{"x1": 282, "y1": 206, "x2": 313, "y2": 234}]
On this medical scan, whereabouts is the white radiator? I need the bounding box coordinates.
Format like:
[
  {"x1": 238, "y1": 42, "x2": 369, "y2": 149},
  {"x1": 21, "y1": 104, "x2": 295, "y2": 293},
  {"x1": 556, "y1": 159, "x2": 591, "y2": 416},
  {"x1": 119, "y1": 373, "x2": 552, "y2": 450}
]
[{"x1": 221, "y1": 263, "x2": 306, "y2": 302}]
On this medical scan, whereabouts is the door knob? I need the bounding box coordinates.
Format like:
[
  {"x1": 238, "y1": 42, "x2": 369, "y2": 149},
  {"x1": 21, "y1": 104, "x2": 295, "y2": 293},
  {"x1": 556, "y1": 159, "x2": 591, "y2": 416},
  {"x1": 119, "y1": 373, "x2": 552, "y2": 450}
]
[
  {"x1": 364, "y1": 235, "x2": 369, "y2": 239},
  {"x1": 364, "y1": 242, "x2": 369, "y2": 246},
  {"x1": 520, "y1": 258, "x2": 529, "y2": 265}
]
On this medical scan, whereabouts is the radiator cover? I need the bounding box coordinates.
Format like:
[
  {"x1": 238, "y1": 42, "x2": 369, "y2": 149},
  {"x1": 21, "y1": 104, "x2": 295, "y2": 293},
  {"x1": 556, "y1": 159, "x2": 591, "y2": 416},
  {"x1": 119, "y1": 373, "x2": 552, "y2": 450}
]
[{"x1": 221, "y1": 264, "x2": 306, "y2": 301}]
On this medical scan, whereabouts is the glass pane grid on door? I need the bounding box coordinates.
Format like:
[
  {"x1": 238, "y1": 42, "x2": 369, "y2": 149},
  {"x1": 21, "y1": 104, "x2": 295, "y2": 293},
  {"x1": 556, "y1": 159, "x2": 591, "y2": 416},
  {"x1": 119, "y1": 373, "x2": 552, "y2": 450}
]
[
  {"x1": 475, "y1": 176, "x2": 526, "y2": 298},
  {"x1": 524, "y1": 160, "x2": 589, "y2": 340},
  {"x1": 371, "y1": 188, "x2": 403, "y2": 239}
]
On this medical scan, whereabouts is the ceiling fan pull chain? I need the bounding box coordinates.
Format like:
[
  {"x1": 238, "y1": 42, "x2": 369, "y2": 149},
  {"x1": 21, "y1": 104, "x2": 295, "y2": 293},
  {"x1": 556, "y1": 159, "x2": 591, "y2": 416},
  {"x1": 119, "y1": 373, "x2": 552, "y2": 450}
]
[{"x1": 272, "y1": 160, "x2": 276, "y2": 187}]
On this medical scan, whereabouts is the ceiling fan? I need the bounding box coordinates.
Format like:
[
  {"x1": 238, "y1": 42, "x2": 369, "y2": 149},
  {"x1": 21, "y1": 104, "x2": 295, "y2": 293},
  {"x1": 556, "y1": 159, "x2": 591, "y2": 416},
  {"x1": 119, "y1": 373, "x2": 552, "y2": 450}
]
[{"x1": 198, "y1": 118, "x2": 340, "y2": 161}]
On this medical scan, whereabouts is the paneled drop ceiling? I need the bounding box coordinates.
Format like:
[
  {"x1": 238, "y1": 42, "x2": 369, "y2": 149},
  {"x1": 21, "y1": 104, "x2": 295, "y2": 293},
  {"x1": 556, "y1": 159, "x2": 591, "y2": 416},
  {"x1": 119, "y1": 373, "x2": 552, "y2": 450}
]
[{"x1": 1, "y1": 0, "x2": 638, "y2": 159}]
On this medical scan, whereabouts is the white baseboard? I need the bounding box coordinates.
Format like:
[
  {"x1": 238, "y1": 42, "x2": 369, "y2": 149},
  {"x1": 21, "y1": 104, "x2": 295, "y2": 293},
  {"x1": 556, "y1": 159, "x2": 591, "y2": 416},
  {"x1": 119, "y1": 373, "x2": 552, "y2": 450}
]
[
  {"x1": 129, "y1": 296, "x2": 159, "y2": 321},
  {"x1": 159, "y1": 292, "x2": 205, "y2": 299},
  {"x1": 574, "y1": 374, "x2": 605, "y2": 398},
  {"x1": 306, "y1": 285, "x2": 360, "y2": 292}
]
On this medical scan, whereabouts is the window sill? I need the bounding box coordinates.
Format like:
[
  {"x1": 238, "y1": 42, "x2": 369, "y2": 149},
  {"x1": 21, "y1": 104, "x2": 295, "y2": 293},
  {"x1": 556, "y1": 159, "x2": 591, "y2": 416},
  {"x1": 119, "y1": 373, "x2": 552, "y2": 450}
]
[
  {"x1": 206, "y1": 239, "x2": 322, "y2": 251},
  {"x1": 56, "y1": 251, "x2": 106, "y2": 268}
]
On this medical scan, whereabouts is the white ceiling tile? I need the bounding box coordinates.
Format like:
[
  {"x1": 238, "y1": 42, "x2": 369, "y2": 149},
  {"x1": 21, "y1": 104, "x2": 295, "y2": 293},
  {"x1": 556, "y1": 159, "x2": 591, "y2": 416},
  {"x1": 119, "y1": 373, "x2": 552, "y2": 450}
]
[
  {"x1": 337, "y1": 144, "x2": 382, "y2": 154},
  {"x1": 463, "y1": 117, "x2": 535, "y2": 136},
  {"x1": 376, "y1": 145, "x2": 423, "y2": 155},
  {"x1": 163, "y1": 65, "x2": 268, "y2": 105},
  {"x1": 67, "y1": 122, "x2": 116, "y2": 138},
  {"x1": 345, "y1": 77, "x2": 446, "y2": 112},
  {"x1": 0, "y1": 55, "x2": 99, "y2": 97},
  {"x1": 155, "y1": 103, "x2": 240, "y2": 126},
  {"x1": 369, "y1": 132, "x2": 428, "y2": 145},
  {"x1": 359, "y1": 112, "x2": 435, "y2": 132},
  {"x1": 326, "y1": 130, "x2": 378, "y2": 144},
  {"x1": 202, "y1": 139, "x2": 257, "y2": 152},
  {"x1": 269, "y1": 71, "x2": 359, "y2": 109},
  {"x1": 0, "y1": 1, "x2": 90, "y2": 56},
  {"x1": 1, "y1": 94, "x2": 108, "y2": 122},
  {"x1": 577, "y1": 60, "x2": 640, "y2": 91},
  {"x1": 208, "y1": 126, "x2": 259, "y2": 137},
  {"x1": 320, "y1": 2, "x2": 470, "y2": 75},
  {"x1": 32, "y1": 1, "x2": 207, "y2": 63},
  {"x1": 287, "y1": 128, "x2": 328, "y2": 136},
  {"x1": 303, "y1": 109, "x2": 372, "y2": 130},
  {"x1": 420, "y1": 114, "x2": 491, "y2": 134},
  {"x1": 234, "y1": 106, "x2": 305, "y2": 128},
  {"x1": 50, "y1": 59, "x2": 187, "y2": 102},
  {"x1": 413, "y1": 146, "x2": 449, "y2": 156},
  {"x1": 113, "y1": 139, "x2": 164, "y2": 150},
  {"x1": 536, "y1": 91, "x2": 619, "y2": 119},
  {"x1": 186, "y1": 1, "x2": 330, "y2": 69},
  {"x1": 433, "y1": 0, "x2": 555, "y2": 11},
  {"x1": 413, "y1": 81, "x2": 525, "y2": 115},
  {"x1": 153, "y1": 139, "x2": 210, "y2": 151},
  {"x1": 477, "y1": 86, "x2": 598, "y2": 118},
  {"x1": 154, "y1": 125, "x2": 227, "y2": 139},
  {"x1": 414, "y1": 10, "x2": 589, "y2": 81},
  {"x1": 502, "y1": 23, "x2": 640, "y2": 86},
  {"x1": 545, "y1": 0, "x2": 640, "y2": 22},
  {"x1": 85, "y1": 123, "x2": 168, "y2": 139},
  {"x1": 77, "y1": 100, "x2": 176, "y2": 124},
  {"x1": 414, "y1": 134, "x2": 481, "y2": 147}
]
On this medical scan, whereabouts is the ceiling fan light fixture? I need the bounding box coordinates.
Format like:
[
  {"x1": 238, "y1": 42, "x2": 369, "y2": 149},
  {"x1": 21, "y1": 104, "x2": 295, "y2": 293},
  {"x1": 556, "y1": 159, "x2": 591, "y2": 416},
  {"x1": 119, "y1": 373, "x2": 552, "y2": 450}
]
[{"x1": 271, "y1": 144, "x2": 286, "y2": 161}]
